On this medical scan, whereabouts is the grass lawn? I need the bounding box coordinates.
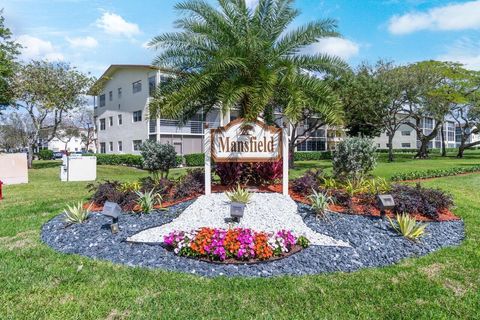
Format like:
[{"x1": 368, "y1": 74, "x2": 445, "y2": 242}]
[{"x1": 0, "y1": 152, "x2": 479, "y2": 319}]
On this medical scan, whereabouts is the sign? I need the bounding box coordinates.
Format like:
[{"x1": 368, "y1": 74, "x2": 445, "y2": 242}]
[
  {"x1": 204, "y1": 118, "x2": 289, "y2": 196},
  {"x1": 210, "y1": 118, "x2": 282, "y2": 163}
]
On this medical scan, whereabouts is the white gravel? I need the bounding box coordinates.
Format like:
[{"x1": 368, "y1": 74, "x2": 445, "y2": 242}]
[{"x1": 127, "y1": 193, "x2": 350, "y2": 247}]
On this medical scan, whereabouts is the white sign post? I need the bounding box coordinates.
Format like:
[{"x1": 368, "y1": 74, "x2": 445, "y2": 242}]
[{"x1": 205, "y1": 118, "x2": 289, "y2": 196}]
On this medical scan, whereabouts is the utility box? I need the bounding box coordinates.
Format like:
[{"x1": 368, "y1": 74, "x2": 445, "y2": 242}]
[
  {"x1": 61, "y1": 155, "x2": 96, "y2": 182},
  {"x1": 0, "y1": 153, "x2": 28, "y2": 185}
]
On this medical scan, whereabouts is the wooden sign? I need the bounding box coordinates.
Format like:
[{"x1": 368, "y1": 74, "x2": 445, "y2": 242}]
[{"x1": 210, "y1": 118, "x2": 282, "y2": 163}]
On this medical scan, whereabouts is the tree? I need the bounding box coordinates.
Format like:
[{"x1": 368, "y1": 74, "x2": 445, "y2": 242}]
[
  {"x1": 11, "y1": 61, "x2": 94, "y2": 167},
  {"x1": 72, "y1": 105, "x2": 96, "y2": 152},
  {"x1": 402, "y1": 61, "x2": 459, "y2": 159},
  {"x1": 0, "y1": 112, "x2": 30, "y2": 151},
  {"x1": 54, "y1": 124, "x2": 81, "y2": 152},
  {"x1": 449, "y1": 69, "x2": 480, "y2": 157},
  {"x1": 332, "y1": 137, "x2": 377, "y2": 182},
  {"x1": 148, "y1": 0, "x2": 348, "y2": 126},
  {"x1": 0, "y1": 10, "x2": 20, "y2": 113}
]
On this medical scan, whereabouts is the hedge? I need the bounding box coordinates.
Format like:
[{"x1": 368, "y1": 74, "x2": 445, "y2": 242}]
[
  {"x1": 85, "y1": 153, "x2": 185, "y2": 168},
  {"x1": 184, "y1": 153, "x2": 204, "y2": 167},
  {"x1": 294, "y1": 151, "x2": 332, "y2": 161},
  {"x1": 391, "y1": 165, "x2": 480, "y2": 181}
]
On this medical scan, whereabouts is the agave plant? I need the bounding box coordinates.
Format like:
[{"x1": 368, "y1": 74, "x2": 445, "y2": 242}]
[
  {"x1": 307, "y1": 189, "x2": 333, "y2": 219},
  {"x1": 135, "y1": 189, "x2": 164, "y2": 214},
  {"x1": 225, "y1": 185, "x2": 251, "y2": 204},
  {"x1": 64, "y1": 202, "x2": 91, "y2": 224},
  {"x1": 388, "y1": 214, "x2": 427, "y2": 241}
]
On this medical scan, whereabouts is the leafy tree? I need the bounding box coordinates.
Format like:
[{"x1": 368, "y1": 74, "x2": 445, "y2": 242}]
[
  {"x1": 10, "y1": 61, "x2": 94, "y2": 167},
  {"x1": 402, "y1": 61, "x2": 459, "y2": 159},
  {"x1": 0, "y1": 10, "x2": 20, "y2": 113},
  {"x1": 140, "y1": 141, "x2": 178, "y2": 179},
  {"x1": 148, "y1": 0, "x2": 348, "y2": 125}
]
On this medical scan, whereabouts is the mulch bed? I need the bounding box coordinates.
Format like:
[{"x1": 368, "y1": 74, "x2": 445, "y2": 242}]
[{"x1": 85, "y1": 183, "x2": 460, "y2": 222}]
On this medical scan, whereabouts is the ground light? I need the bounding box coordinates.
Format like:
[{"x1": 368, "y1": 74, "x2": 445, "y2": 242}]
[
  {"x1": 102, "y1": 201, "x2": 121, "y2": 234},
  {"x1": 377, "y1": 194, "x2": 395, "y2": 217}
]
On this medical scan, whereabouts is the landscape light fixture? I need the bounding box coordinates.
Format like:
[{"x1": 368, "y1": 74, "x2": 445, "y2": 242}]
[
  {"x1": 376, "y1": 194, "x2": 395, "y2": 217},
  {"x1": 102, "y1": 201, "x2": 121, "y2": 234},
  {"x1": 230, "y1": 202, "x2": 245, "y2": 223}
]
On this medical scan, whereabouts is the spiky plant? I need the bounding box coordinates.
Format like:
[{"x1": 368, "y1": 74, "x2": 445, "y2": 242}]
[
  {"x1": 64, "y1": 202, "x2": 91, "y2": 224},
  {"x1": 148, "y1": 0, "x2": 348, "y2": 125},
  {"x1": 388, "y1": 214, "x2": 427, "y2": 241},
  {"x1": 225, "y1": 185, "x2": 251, "y2": 204},
  {"x1": 307, "y1": 189, "x2": 333, "y2": 219},
  {"x1": 135, "y1": 189, "x2": 163, "y2": 214}
]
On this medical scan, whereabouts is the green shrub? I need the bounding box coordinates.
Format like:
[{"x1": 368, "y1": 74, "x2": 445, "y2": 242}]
[
  {"x1": 391, "y1": 165, "x2": 480, "y2": 181},
  {"x1": 64, "y1": 202, "x2": 90, "y2": 224},
  {"x1": 333, "y1": 137, "x2": 377, "y2": 181},
  {"x1": 38, "y1": 149, "x2": 54, "y2": 160},
  {"x1": 388, "y1": 213, "x2": 427, "y2": 241},
  {"x1": 225, "y1": 185, "x2": 251, "y2": 204},
  {"x1": 294, "y1": 151, "x2": 332, "y2": 161},
  {"x1": 184, "y1": 153, "x2": 204, "y2": 167},
  {"x1": 85, "y1": 154, "x2": 143, "y2": 167},
  {"x1": 176, "y1": 155, "x2": 184, "y2": 166},
  {"x1": 140, "y1": 141, "x2": 177, "y2": 178},
  {"x1": 307, "y1": 189, "x2": 333, "y2": 219},
  {"x1": 296, "y1": 236, "x2": 310, "y2": 248},
  {"x1": 135, "y1": 189, "x2": 163, "y2": 214}
]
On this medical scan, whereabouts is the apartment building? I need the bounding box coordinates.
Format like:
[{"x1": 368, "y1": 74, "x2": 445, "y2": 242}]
[{"x1": 90, "y1": 65, "x2": 231, "y2": 155}]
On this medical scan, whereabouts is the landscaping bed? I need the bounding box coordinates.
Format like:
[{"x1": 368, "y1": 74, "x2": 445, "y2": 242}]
[{"x1": 41, "y1": 198, "x2": 464, "y2": 277}]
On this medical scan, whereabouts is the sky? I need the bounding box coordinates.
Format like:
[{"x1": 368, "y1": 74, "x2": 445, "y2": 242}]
[{"x1": 2, "y1": 0, "x2": 480, "y2": 78}]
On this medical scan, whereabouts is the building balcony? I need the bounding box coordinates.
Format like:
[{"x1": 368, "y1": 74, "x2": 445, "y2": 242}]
[{"x1": 149, "y1": 119, "x2": 220, "y2": 135}]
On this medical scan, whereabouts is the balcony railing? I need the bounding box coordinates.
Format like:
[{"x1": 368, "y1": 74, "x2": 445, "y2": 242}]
[{"x1": 158, "y1": 119, "x2": 220, "y2": 134}]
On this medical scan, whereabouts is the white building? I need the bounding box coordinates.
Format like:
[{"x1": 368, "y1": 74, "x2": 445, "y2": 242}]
[{"x1": 37, "y1": 128, "x2": 93, "y2": 153}]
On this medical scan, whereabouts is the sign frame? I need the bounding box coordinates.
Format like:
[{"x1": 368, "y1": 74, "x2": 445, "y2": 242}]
[{"x1": 210, "y1": 118, "x2": 283, "y2": 163}]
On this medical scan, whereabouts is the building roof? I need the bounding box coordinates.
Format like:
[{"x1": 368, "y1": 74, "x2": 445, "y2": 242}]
[{"x1": 88, "y1": 64, "x2": 174, "y2": 95}]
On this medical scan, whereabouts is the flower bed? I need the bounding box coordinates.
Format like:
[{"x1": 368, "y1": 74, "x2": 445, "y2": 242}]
[{"x1": 163, "y1": 227, "x2": 309, "y2": 263}]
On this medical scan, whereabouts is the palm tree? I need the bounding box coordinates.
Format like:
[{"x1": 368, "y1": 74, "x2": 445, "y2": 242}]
[{"x1": 148, "y1": 0, "x2": 348, "y2": 129}]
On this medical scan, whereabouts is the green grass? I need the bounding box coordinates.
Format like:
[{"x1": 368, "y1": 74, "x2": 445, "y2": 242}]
[{"x1": 0, "y1": 153, "x2": 479, "y2": 319}]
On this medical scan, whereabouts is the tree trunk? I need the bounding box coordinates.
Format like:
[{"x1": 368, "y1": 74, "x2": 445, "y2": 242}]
[
  {"x1": 27, "y1": 144, "x2": 34, "y2": 169},
  {"x1": 457, "y1": 143, "x2": 466, "y2": 158},
  {"x1": 288, "y1": 144, "x2": 295, "y2": 169},
  {"x1": 415, "y1": 139, "x2": 429, "y2": 159},
  {"x1": 441, "y1": 125, "x2": 447, "y2": 157},
  {"x1": 387, "y1": 134, "x2": 394, "y2": 162}
]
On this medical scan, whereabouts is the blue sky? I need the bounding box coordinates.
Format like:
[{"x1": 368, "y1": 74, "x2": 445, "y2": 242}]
[{"x1": 3, "y1": 0, "x2": 480, "y2": 77}]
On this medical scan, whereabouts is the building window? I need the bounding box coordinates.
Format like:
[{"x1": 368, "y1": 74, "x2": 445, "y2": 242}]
[
  {"x1": 423, "y1": 118, "x2": 434, "y2": 129},
  {"x1": 133, "y1": 110, "x2": 142, "y2": 122},
  {"x1": 118, "y1": 114, "x2": 123, "y2": 125},
  {"x1": 297, "y1": 139, "x2": 326, "y2": 152},
  {"x1": 148, "y1": 76, "x2": 156, "y2": 97},
  {"x1": 100, "y1": 142, "x2": 106, "y2": 154},
  {"x1": 132, "y1": 80, "x2": 142, "y2": 94},
  {"x1": 99, "y1": 94, "x2": 106, "y2": 107},
  {"x1": 401, "y1": 131, "x2": 411, "y2": 136},
  {"x1": 99, "y1": 118, "x2": 106, "y2": 130},
  {"x1": 401, "y1": 143, "x2": 411, "y2": 148},
  {"x1": 109, "y1": 142, "x2": 113, "y2": 152},
  {"x1": 133, "y1": 140, "x2": 142, "y2": 151},
  {"x1": 109, "y1": 91, "x2": 113, "y2": 101},
  {"x1": 118, "y1": 87, "x2": 122, "y2": 99},
  {"x1": 118, "y1": 141, "x2": 123, "y2": 152},
  {"x1": 109, "y1": 116, "x2": 113, "y2": 126}
]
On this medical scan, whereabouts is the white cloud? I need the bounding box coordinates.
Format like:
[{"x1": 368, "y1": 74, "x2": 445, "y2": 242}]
[
  {"x1": 66, "y1": 36, "x2": 98, "y2": 49},
  {"x1": 302, "y1": 37, "x2": 360, "y2": 60},
  {"x1": 388, "y1": 1, "x2": 480, "y2": 34},
  {"x1": 438, "y1": 37, "x2": 480, "y2": 70},
  {"x1": 96, "y1": 12, "x2": 140, "y2": 37},
  {"x1": 17, "y1": 35, "x2": 64, "y2": 61}
]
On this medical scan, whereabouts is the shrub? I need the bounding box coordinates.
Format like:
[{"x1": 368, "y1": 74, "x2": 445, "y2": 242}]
[
  {"x1": 176, "y1": 155, "x2": 184, "y2": 166},
  {"x1": 389, "y1": 184, "x2": 454, "y2": 219},
  {"x1": 87, "y1": 180, "x2": 137, "y2": 210},
  {"x1": 252, "y1": 161, "x2": 283, "y2": 184},
  {"x1": 225, "y1": 185, "x2": 251, "y2": 204},
  {"x1": 38, "y1": 149, "x2": 54, "y2": 160},
  {"x1": 332, "y1": 137, "x2": 377, "y2": 181},
  {"x1": 139, "y1": 176, "x2": 174, "y2": 199},
  {"x1": 307, "y1": 190, "x2": 333, "y2": 219},
  {"x1": 215, "y1": 162, "x2": 244, "y2": 186},
  {"x1": 140, "y1": 141, "x2": 177, "y2": 178},
  {"x1": 184, "y1": 153, "x2": 204, "y2": 167},
  {"x1": 64, "y1": 202, "x2": 90, "y2": 224},
  {"x1": 294, "y1": 151, "x2": 332, "y2": 161},
  {"x1": 296, "y1": 236, "x2": 310, "y2": 248},
  {"x1": 388, "y1": 214, "x2": 427, "y2": 241},
  {"x1": 118, "y1": 181, "x2": 141, "y2": 193},
  {"x1": 215, "y1": 161, "x2": 282, "y2": 186},
  {"x1": 291, "y1": 169, "x2": 324, "y2": 194},
  {"x1": 390, "y1": 165, "x2": 480, "y2": 181},
  {"x1": 173, "y1": 169, "x2": 205, "y2": 200},
  {"x1": 86, "y1": 154, "x2": 143, "y2": 167}
]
